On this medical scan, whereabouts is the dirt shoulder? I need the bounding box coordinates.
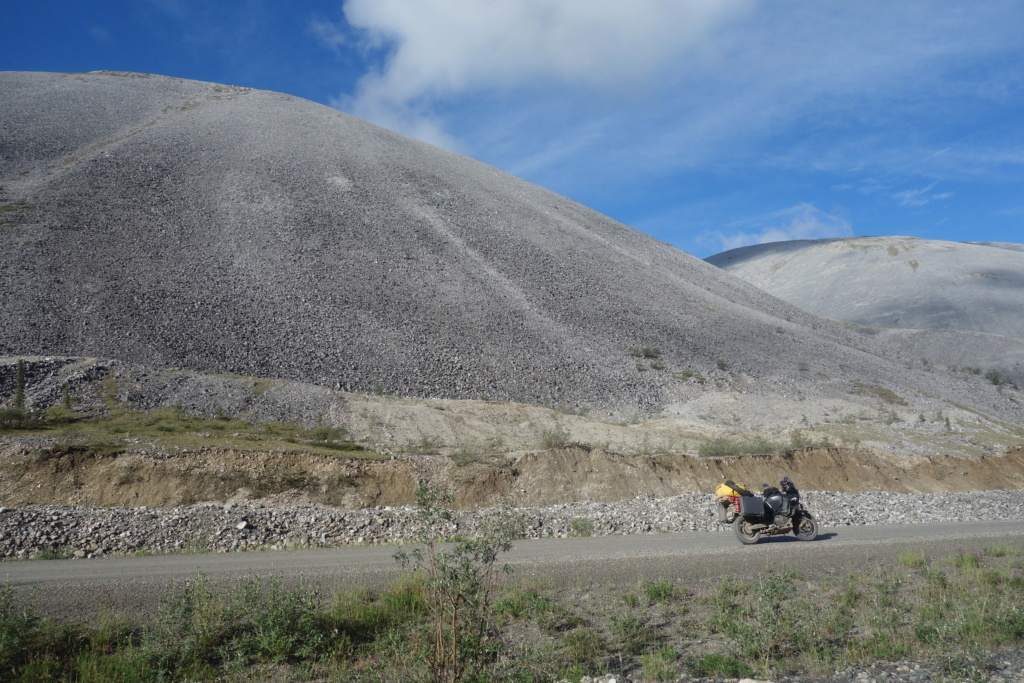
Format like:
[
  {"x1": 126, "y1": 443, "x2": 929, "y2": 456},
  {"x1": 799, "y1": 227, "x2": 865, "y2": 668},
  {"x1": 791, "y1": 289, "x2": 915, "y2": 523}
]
[{"x1": 3, "y1": 440, "x2": 1023, "y2": 510}]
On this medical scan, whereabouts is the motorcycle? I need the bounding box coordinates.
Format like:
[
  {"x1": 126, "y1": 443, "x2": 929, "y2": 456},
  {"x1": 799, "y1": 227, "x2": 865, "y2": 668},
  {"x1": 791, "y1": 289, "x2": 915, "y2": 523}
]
[{"x1": 715, "y1": 476, "x2": 818, "y2": 545}]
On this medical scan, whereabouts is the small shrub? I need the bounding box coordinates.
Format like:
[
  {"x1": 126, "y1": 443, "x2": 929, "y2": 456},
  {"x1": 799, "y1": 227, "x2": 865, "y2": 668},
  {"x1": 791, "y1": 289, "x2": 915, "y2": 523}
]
[
  {"x1": 0, "y1": 585, "x2": 42, "y2": 675},
  {"x1": 630, "y1": 347, "x2": 661, "y2": 359},
  {"x1": 985, "y1": 369, "x2": 1005, "y2": 386},
  {"x1": 789, "y1": 431, "x2": 834, "y2": 450},
  {"x1": 716, "y1": 359, "x2": 729, "y2": 371},
  {"x1": 898, "y1": 551, "x2": 929, "y2": 569},
  {"x1": 13, "y1": 359, "x2": 26, "y2": 409},
  {"x1": 33, "y1": 547, "x2": 74, "y2": 560},
  {"x1": 538, "y1": 422, "x2": 571, "y2": 449},
  {"x1": 686, "y1": 653, "x2": 754, "y2": 678},
  {"x1": 610, "y1": 613, "x2": 660, "y2": 655},
  {"x1": 857, "y1": 382, "x2": 908, "y2": 406},
  {"x1": 641, "y1": 646, "x2": 679, "y2": 681},
  {"x1": 311, "y1": 424, "x2": 347, "y2": 441},
  {"x1": 449, "y1": 447, "x2": 484, "y2": 466},
  {"x1": 644, "y1": 580, "x2": 682, "y2": 604},
  {"x1": 560, "y1": 627, "x2": 607, "y2": 675},
  {"x1": 393, "y1": 482, "x2": 524, "y2": 683},
  {"x1": 953, "y1": 551, "x2": 982, "y2": 569},
  {"x1": 0, "y1": 406, "x2": 29, "y2": 429},
  {"x1": 495, "y1": 587, "x2": 554, "y2": 619},
  {"x1": 406, "y1": 435, "x2": 444, "y2": 454},
  {"x1": 309, "y1": 439, "x2": 363, "y2": 452},
  {"x1": 568, "y1": 517, "x2": 594, "y2": 537}
]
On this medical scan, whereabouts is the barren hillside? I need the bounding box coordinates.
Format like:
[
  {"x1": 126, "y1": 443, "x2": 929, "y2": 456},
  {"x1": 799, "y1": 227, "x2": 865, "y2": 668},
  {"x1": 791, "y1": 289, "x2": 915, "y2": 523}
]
[
  {"x1": 706, "y1": 236, "x2": 1024, "y2": 386},
  {"x1": 2, "y1": 72, "x2": 1022, "y2": 456}
]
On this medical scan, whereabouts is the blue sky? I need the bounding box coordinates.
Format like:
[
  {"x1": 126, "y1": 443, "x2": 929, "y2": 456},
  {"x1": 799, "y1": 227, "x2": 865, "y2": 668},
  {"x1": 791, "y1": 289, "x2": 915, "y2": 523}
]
[{"x1": 3, "y1": 1, "x2": 1023, "y2": 257}]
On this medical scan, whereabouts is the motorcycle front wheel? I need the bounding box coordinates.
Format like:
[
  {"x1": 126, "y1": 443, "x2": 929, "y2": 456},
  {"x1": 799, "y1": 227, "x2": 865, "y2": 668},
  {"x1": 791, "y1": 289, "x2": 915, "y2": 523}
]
[
  {"x1": 732, "y1": 516, "x2": 761, "y2": 545},
  {"x1": 794, "y1": 513, "x2": 818, "y2": 541}
]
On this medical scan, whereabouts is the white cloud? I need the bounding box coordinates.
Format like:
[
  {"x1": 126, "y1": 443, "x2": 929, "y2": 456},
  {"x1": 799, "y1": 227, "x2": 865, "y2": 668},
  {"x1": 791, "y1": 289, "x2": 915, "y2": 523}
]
[
  {"x1": 321, "y1": 0, "x2": 1024, "y2": 194},
  {"x1": 712, "y1": 204, "x2": 853, "y2": 252},
  {"x1": 334, "y1": 0, "x2": 753, "y2": 147}
]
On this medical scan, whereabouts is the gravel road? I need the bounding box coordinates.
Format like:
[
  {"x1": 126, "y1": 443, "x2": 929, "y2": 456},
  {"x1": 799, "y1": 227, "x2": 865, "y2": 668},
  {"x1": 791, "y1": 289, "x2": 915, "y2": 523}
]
[{"x1": 6, "y1": 519, "x2": 1023, "y2": 624}]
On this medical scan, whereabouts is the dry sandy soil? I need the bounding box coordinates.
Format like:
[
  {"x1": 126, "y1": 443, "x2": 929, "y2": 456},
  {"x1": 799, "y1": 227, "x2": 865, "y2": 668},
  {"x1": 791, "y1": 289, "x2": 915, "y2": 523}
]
[{"x1": 4, "y1": 393, "x2": 1023, "y2": 510}]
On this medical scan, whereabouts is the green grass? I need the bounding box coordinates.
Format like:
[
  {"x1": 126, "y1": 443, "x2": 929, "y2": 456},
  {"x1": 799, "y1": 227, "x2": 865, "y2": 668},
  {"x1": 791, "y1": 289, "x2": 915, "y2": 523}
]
[
  {"x1": 0, "y1": 405, "x2": 380, "y2": 459},
  {"x1": 898, "y1": 550, "x2": 929, "y2": 569},
  {"x1": 9, "y1": 548, "x2": 1024, "y2": 681}
]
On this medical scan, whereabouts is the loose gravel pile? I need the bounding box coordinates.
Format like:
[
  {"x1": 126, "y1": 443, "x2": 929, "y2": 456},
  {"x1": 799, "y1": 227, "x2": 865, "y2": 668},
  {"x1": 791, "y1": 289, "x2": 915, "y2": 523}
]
[
  {"x1": 2, "y1": 71, "x2": 1021, "y2": 425},
  {"x1": 4, "y1": 489, "x2": 1023, "y2": 559}
]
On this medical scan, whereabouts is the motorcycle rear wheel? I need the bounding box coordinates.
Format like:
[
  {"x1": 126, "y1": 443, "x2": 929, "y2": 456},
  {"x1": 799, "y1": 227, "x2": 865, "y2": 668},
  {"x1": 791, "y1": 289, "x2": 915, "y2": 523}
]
[
  {"x1": 794, "y1": 513, "x2": 818, "y2": 541},
  {"x1": 732, "y1": 517, "x2": 761, "y2": 545}
]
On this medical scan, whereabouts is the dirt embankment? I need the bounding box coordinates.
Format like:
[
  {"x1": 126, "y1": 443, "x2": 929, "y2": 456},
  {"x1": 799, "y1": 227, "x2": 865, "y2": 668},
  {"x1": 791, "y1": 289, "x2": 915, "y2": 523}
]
[{"x1": 2, "y1": 442, "x2": 1023, "y2": 510}]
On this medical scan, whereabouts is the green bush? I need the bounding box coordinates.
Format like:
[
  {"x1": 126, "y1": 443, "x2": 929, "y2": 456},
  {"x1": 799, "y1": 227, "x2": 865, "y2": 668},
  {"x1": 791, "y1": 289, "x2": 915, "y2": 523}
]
[
  {"x1": 789, "y1": 431, "x2": 835, "y2": 450},
  {"x1": 686, "y1": 653, "x2": 754, "y2": 678},
  {"x1": 985, "y1": 369, "x2": 1005, "y2": 386},
  {"x1": 568, "y1": 517, "x2": 594, "y2": 537},
  {"x1": 0, "y1": 407, "x2": 29, "y2": 429},
  {"x1": 538, "y1": 421, "x2": 571, "y2": 449},
  {"x1": 394, "y1": 483, "x2": 524, "y2": 682}
]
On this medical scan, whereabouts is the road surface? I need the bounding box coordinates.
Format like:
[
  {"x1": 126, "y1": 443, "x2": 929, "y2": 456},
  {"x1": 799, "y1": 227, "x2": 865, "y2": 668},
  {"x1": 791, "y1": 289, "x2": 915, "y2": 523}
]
[{"x1": 4, "y1": 520, "x2": 1023, "y2": 622}]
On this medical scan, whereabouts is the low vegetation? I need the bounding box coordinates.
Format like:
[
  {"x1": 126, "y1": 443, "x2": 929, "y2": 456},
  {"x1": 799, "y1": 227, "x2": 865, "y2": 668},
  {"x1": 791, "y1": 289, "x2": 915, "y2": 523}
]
[
  {"x1": 629, "y1": 347, "x2": 661, "y2": 360},
  {"x1": 4, "y1": 543, "x2": 1024, "y2": 681},
  {"x1": 856, "y1": 382, "x2": 909, "y2": 406},
  {"x1": 0, "y1": 401, "x2": 373, "y2": 459},
  {"x1": 698, "y1": 435, "x2": 786, "y2": 457}
]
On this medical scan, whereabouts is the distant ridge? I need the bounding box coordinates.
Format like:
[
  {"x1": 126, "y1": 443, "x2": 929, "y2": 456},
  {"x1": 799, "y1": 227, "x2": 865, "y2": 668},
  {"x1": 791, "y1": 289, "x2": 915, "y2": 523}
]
[{"x1": 707, "y1": 236, "x2": 1024, "y2": 385}]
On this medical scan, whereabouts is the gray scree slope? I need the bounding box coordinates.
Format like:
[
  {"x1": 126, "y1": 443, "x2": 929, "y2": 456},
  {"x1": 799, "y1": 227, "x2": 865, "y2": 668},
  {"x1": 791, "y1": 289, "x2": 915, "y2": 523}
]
[
  {"x1": 706, "y1": 236, "x2": 1024, "y2": 386},
  {"x1": 0, "y1": 71, "x2": 1018, "y2": 420}
]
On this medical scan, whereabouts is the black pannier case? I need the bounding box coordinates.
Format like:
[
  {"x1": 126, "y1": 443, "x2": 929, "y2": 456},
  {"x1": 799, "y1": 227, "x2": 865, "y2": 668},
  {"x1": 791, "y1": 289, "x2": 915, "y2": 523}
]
[{"x1": 739, "y1": 495, "x2": 765, "y2": 517}]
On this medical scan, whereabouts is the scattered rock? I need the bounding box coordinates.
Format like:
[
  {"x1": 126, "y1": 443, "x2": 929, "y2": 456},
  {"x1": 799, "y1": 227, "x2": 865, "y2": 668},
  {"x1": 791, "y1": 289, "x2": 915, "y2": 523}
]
[{"x1": 3, "y1": 487, "x2": 1024, "y2": 559}]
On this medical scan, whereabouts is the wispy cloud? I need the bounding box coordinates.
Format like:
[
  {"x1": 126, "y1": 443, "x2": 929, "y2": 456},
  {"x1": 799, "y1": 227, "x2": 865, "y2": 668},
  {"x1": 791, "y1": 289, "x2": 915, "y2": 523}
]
[
  {"x1": 891, "y1": 183, "x2": 953, "y2": 207},
  {"x1": 309, "y1": 18, "x2": 349, "y2": 54},
  {"x1": 711, "y1": 204, "x2": 853, "y2": 253},
  {"x1": 323, "y1": 2, "x2": 1023, "y2": 173},
  {"x1": 88, "y1": 26, "x2": 112, "y2": 43}
]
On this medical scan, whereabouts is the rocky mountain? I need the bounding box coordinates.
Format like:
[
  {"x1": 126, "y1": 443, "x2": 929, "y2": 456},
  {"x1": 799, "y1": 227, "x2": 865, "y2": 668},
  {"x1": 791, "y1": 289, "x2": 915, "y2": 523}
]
[
  {"x1": 706, "y1": 236, "x2": 1024, "y2": 386},
  {"x1": 1, "y1": 71, "x2": 1021, "y2": 448}
]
